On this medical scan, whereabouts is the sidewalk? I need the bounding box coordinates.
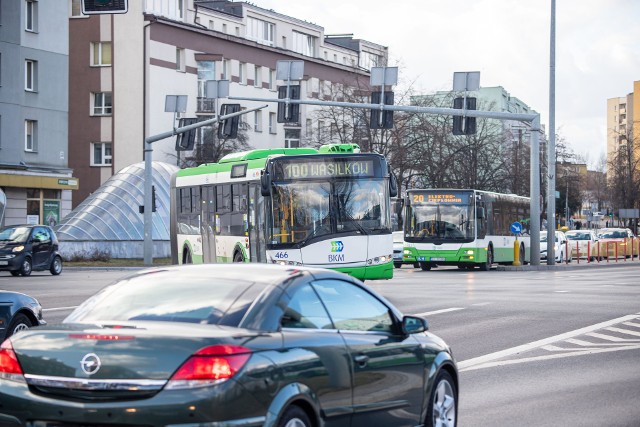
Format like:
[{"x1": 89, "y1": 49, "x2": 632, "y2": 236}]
[{"x1": 498, "y1": 258, "x2": 640, "y2": 271}]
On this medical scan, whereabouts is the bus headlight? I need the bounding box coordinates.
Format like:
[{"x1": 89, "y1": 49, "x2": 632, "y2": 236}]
[{"x1": 465, "y1": 250, "x2": 474, "y2": 255}]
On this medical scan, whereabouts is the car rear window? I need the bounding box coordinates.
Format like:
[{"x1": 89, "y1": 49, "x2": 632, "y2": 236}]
[{"x1": 64, "y1": 271, "x2": 262, "y2": 326}]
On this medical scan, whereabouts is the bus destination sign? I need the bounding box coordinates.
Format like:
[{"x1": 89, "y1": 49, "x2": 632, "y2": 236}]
[
  {"x1": 277, "y1": 159, "x2": 376, "y2": 180},
  {"x1": 412, "y1": 192, "x2": 469, "y2": 204}
]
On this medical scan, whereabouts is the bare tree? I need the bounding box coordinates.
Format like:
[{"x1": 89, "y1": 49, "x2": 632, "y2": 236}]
[{"x1": 607, "y1": 123, "x2": 640, "y2": 230}]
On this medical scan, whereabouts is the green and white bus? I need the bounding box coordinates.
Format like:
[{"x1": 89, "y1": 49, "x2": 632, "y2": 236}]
[
  {"x1": 402, "y1": 189, "x2": 530, "y2": 270},
  {"x1": 170, "y1": 144, "x2": 398, "y2": 280}
]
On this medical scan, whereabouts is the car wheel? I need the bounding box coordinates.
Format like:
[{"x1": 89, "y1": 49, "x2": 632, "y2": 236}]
[
  {"x1": 413, "y1": 263, "x2": 420, "y2": 268},
  {"x1": 233, "y1": 251, "x2": 244, "y2": 263},
  {"x1": 7, "y1": 313, "x2": 33, "y2": 338},
  {"x1": 394, "y1": 262, "x2": 402, "y2": 269},
  {"x1": 50, "y1": 255, "x2": 63, "y2": 275},
  {"x1": 479, "y1": 246, "x2": 493, "y2": 271},
  {"x1": 420, "y1": 262, "x2": 431, "y2": 271},
  {"x1": 426, "y1": 370, "x2": 457, "y2": 427},
  {"x1": 20, "y1": 257, "x2": 33, "y2": 276},
  {"x1": 277, "y1": 405, "x2": 312, "y2": 427}
]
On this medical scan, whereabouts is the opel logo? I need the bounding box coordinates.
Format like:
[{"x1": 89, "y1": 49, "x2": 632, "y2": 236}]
[{"x1": 80, "y1": 353, "x2": 101, "y2": 375}]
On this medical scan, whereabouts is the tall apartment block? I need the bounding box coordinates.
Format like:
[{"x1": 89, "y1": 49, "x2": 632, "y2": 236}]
[
  {"x1": 68, "y1": 0, "x2": 388, "y2": 208},
  {"x1": 606, "y1": 80, "x2": 639, "y2": 165},
  {"x1": 0, "y1": 0, "x2": 76, "y2": 226}
]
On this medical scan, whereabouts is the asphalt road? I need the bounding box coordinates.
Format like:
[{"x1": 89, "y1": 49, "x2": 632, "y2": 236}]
[{"x1": 2, "y1": 262, "x2": 639, "y2": 426}]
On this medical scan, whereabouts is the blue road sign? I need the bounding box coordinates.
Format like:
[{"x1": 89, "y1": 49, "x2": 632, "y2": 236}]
[{"x1": 510, "y1": 221, "x2": 523, "y2": 234}]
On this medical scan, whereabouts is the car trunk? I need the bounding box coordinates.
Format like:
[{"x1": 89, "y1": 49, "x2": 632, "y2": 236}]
[{"x1": 10, "y1": 322, "x2": 264, "y2": 402}]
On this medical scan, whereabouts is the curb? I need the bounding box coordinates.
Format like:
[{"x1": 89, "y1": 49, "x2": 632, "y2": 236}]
[{"x1": 498, "y1": 261, "x2": 640, "y2": 271}]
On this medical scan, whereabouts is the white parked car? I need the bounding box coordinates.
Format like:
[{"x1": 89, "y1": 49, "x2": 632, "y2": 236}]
[
  {"x1": 540, "y1": 230, "x2": 570, "y2": 263},
  {"x1": 565, "y1": 229, "x2": 600, "y2": 261}
]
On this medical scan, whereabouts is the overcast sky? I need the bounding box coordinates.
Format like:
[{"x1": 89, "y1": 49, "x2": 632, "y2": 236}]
[{"x1": 254, "y1": 0, "x2": 640, "y2": 167}]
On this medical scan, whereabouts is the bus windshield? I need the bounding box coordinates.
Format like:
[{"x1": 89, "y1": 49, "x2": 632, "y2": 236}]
[
  {"x1": 405, "y1": 199, "x2": 474, "y2": 242},
  {"x1": 268, "y1": 179, "x2": 390, "y2": 247}
]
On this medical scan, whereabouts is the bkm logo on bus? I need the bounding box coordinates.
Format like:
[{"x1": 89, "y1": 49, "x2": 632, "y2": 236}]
[{"x1": 329, "y1": 241, "x2": 345, "y2": 263}]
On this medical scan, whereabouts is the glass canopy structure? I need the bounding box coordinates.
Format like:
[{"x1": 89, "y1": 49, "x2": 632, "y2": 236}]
[{"x1": 56, "y1": 162, "x2": 179, "y2": 242}]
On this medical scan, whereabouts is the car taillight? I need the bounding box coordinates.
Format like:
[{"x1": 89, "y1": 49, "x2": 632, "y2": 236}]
[
  {"x1": 0, "y1": 340, "x2": 26, "y2": 383},
  {"x1": 166, "y1": 345, "x2": 251, "y2": 390}
]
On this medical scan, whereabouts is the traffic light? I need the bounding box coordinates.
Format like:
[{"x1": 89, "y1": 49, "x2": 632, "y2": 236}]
[
  {"x1": 82, "y1": 0, "x2": 128, "y2": 14},
  {"x1": 175, "y1": 118, "x2": 198, "y2": 151},
  {"x1": 452, "y1": 97, "x2": 477, "y2": 135},
  {"x1": 277, "y1": 85, "x2": 300, "y2": 123},
  {"x1": 370, "y1": 91, "x2": 394, "y2": 129},
  {"x1": 218, "y1": 104, "x2": 241, "y2": 139}
]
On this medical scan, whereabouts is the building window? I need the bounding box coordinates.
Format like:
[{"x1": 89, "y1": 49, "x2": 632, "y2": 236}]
[
  {"x1": 25, "y1": 60, "x2": 37, "y2": 91},
  {"x1": 221, "y1": 59, "x2": 229, "y2": 80},
  {"x1": 26, "y1": 0, "x2": 38, "y2": 32},
  {"x1": 70, "y1": 0, "x2": 83, "y2": 17},
  {"x1": 91, "y1": 42, "x2": 112, "y2": 66},
  {"x1": 25, "y1": 120, "x2": 37, "y2": 152},
  {"x1": 239, "y1": 62, "x2": 246, "y2": 84},
  {"x1": 92, "y1": 142, "x2": 112, "y2": 166},
  {"x1": 92, "y1": 92, "x2": 112, "y2": 116},
  {"x1": 222, "y1": 23, "x2": 227, "y2": 33},
  {"x1": 254, "y1": 110, "x2": 262, "y2": 132},
  {"x1": 208, "y1": 20, "x2": 214, "y2": 30},
  {"x1": 254, "y1": 65, "x2": 262, "y2": 88},
  {"x1": 292, "y1": 31, "x2": 315, "y2": 57},
  {"x1": 269, "y1": 112, "x2": 276, "y2": 134},
  {"x1": 247, "y1": 17, "x2": 274, "y2": 46},
  {"x1": 197, "y1": 60, "x2": 215, "y2": 97},
  {"x1": 176, "y1": 48, "x2": 186, "y2": 72},
  {"x1": 268, "y1": 69, "x2": 275, "y2": 90},
  {"x1": 284, "y1": 129, "x2": 300, "y2": 148},
  {"x1": 359, "y1": 51, "x2": 381, "y2": 70}
]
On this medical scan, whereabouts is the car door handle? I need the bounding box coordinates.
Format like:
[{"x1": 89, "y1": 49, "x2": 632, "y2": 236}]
[{"x1": 354, "y1": 354, "x2": 369, "y2": 367}]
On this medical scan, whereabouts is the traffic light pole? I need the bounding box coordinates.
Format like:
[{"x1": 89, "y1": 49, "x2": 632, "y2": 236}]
[{"x1": 142, "y1": 104, "x2": 267, "y2": 266}]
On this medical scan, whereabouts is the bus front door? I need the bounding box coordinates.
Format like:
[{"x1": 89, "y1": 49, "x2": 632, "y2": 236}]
[
  {"x1": 201, "y1": 186, "x2": 217, "y2": 263},
  {"x1": 249, "y1": 184, "x2": 266, "y2": 263}
]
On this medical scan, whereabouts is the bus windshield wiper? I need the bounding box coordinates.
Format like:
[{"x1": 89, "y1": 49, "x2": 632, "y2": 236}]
[{"x1": 339, "y1": 208, "x2": 369, "y2": 235}]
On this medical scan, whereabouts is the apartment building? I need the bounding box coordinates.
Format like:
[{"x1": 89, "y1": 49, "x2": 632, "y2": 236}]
[
  {"x1": 606, "y1": 80, "x2": 639, "y2": 165},
  {"x1": 68, "y1": 0, "x2": 388, "y2": 208},
  {"x1": 0, "y1": 0, "x2": 76, "y2": 227}
]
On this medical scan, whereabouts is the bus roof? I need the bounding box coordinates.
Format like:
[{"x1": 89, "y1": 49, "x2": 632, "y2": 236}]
[{"x1": 176, "y1": 144, "x2": 362, "y2": 178}]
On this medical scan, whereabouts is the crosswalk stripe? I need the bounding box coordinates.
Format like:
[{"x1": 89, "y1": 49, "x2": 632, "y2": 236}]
[{"x1": 604, "y1": 326, "x2": 640, "y2": 337}]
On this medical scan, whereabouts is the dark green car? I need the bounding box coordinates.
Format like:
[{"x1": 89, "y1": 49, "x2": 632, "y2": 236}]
[{"x1": 0, "y1": 264, "x2": 457, "y2": 427}]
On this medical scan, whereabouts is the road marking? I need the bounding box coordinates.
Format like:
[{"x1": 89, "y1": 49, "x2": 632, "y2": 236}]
[
  {"x1": 586, "y1": 332, "x2": 635, "y2": 342},
  {"x1": 604, "y1": 326, "x2": 640, "y2": 337},
  {"x1": 458, "y1": 312, "x2": 640, "y2": 371},
  {"x1": 471, "y1": 302, "x2": 492, "y2": 306},
  {"x1": 413, "y1": 307, "x2": 465, "y2": 317},
  {"x1": 566, "y1": 338, "x2": 640, "y2": 347},
  {"x1": 623, "y1": 321, "x2": 640, "y2": 329},
  {"x1": 43, "y1": 306, "x2": 77, "y2": 313},
  {"x1": 460, "y1": 345, "x2": 640, "y2": 371}
]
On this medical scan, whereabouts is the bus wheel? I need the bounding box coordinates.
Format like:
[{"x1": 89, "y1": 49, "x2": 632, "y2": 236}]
[
  {"x1": 519, "y1": 243, "x2": 526, "y2": 265},
  {"x1": 233, "y1": 251, "x2": 244, "y2": 263},
  {"x1": 419, "y1": 262, "x2": 431, "y2": 271},
  {"x1": 479, "y1": 246, "x2": 493, "y2": 271}
]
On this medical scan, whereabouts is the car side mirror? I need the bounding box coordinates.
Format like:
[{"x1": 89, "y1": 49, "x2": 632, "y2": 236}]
[{"x1": 402, "y1": 315, "x2": 428, "y2": 335}]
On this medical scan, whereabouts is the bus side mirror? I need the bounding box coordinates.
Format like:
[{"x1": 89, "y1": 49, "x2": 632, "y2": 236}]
[
  {"x1": 389, "y1": 173, "x2": 398, "y2": 198},
  {"x1": 260, "y1": 172, "x2": 271, "y2": 197},
  {"x1": 476, "y1": 207, "x2": 485, "y2": 219}
]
